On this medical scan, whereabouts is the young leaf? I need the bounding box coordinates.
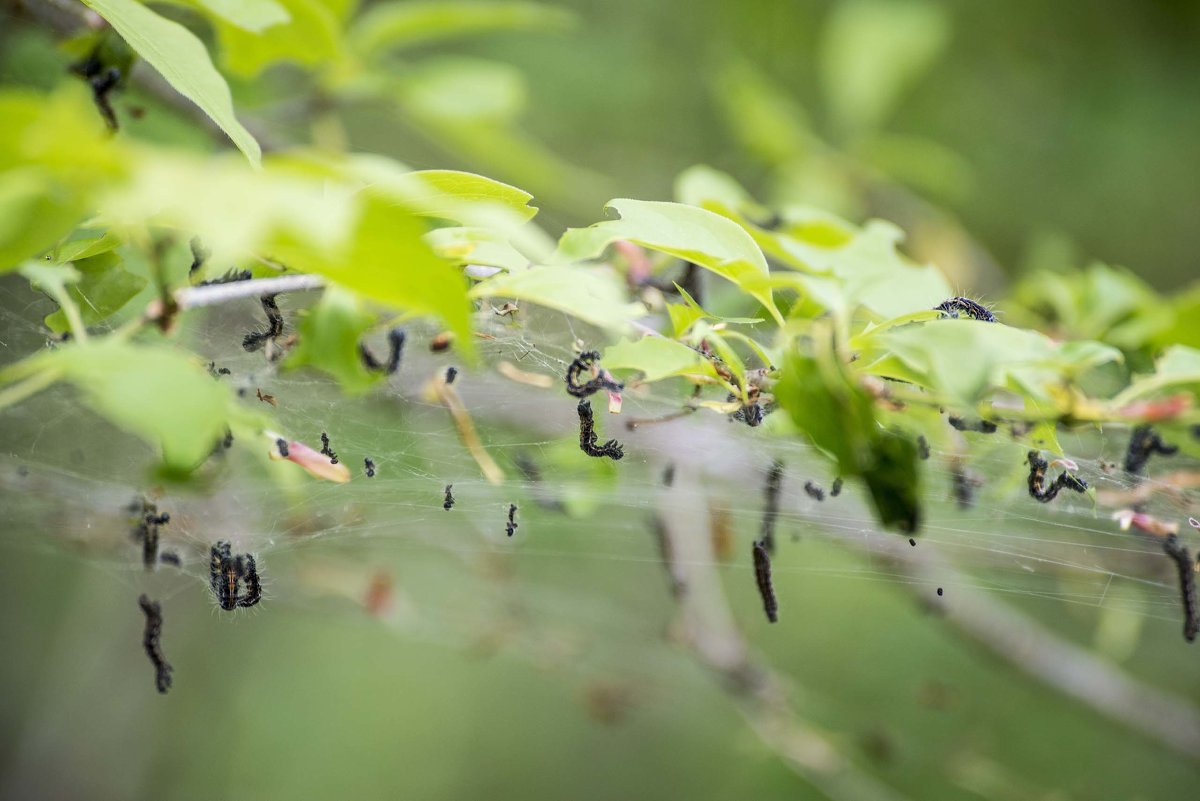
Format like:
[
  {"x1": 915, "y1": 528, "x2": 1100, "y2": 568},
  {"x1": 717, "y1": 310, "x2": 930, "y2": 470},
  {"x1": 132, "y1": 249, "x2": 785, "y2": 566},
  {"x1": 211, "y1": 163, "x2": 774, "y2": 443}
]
[
  {"x1": 469, "y1": 265, "x2": 644, "y2": 330},
  {"x1": 81, "y1": 0, "x2": 262, "y2": 166},
  {"x1": 602, "y1": 337, "x2": 717, "y2": 383},
  {"x1": 555, "y1": 199, "x2": 782, "y2": 324}
]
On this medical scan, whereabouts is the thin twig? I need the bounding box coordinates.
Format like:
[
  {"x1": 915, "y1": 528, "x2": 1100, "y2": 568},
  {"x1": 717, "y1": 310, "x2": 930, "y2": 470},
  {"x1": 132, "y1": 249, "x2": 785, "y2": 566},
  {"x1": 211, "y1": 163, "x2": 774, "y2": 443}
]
[{"x1": 173, "y1": 275, "x2": 326, "y2": 310}]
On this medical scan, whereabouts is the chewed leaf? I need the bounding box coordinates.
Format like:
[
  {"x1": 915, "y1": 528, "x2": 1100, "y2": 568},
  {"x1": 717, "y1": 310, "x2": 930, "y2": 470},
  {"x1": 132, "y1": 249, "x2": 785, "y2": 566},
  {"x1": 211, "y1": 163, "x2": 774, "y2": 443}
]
[
  {"x1": 603, "y1": 337, "x2": 718, "y2": 383},
  {"x1": 81, "y1": 0, "x2": 262, "y2": 166},
  {"x1": 469, "y1": 265, "x2": 644, "y2": 331},
  {"x1": 555, "y1": 199, "x2": 782, "y2": 324}
]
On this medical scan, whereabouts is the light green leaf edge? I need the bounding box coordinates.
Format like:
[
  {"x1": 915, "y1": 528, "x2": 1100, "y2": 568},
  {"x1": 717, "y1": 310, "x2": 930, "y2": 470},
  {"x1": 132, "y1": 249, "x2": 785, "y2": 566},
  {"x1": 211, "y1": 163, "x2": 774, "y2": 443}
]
[{"x1": 82, "y1": 0, "x2": 262, "y2": 167}]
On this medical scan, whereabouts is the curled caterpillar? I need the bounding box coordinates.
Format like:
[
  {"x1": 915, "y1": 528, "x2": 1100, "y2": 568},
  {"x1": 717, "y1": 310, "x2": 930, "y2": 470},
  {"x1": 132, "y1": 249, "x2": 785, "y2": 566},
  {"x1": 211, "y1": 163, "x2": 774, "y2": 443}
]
[
  {"x1": 565, "y1": 351, "x2": 624, "y2": 398},
  {"x1": 1026, "y1": 451, "x2": 1088, "y2": 503},
  {"x1": 242, "y1": 294, "x2": 284, "y2": 351},
  {"x1": 1123, "y1": 425, "x2": 1177, "y2": 476},
  {"x1": 359, "y1": 327, "x2": 407, "y2": 375}
]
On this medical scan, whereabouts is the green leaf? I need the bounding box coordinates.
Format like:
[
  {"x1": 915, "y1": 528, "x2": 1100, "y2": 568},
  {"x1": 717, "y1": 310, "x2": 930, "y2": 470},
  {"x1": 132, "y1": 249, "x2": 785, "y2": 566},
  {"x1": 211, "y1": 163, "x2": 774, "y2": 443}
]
[
  {"x1": 746, "y1": 220, "x2": 951, "y2": 320},
  {"x1": 0, "y1": 169, "x2": 85, "y2": 272},
  {"x1": 284, "y1": 286, "x2": 381, "y2": 394},
  {"x1": 354, "y1": 162, "x2": 538, "y2": 223},
  {"x1": 774, "y1": 338, "x2": 920, "y2": 533},
  {"x1": 209, "y1": 0, "x2": 341, "y2": 77},
  {"x1": 861, "y1": 318, "x2": 1122, "y2": 409},
  {"x1": 602, "y1": 337, "x2": 717, "y2": 383},
  {"x1": 819, "y1": 0, "x2": 950, "y2": 135},
  {"x1": 555, "y1": 199, "x2": 782, "y2": 324},
  {"x1": 277, "y1": 194, "x2": 476, "y2": 361},
  {"x1": 350, "y1": 1, "x2": 576, "y2": 60},
  {"x1": 426, "y1": 227, "x2": 530, "y2": 272},
  {"x1": 42, "y1": 251, "x2": 148, "y2": 333},
  {"x1": 48, "y1": 340, "x2": 242, "y2": 471},
  {"x1": 173, "y1": 0, "x2": 290, "y2": 32},
  {"x1": 1113, "y1": 345, "x2": 1200, "y2": 407},
  {"x1": 53, "y1": 231, "x2": 124, "y2": 263},
  {"x1": 469, "y1": 265, "x2": 644, "y2": 331},
  {"x1": 81, "y1": 0, "x2": 262, "y2": 166}
]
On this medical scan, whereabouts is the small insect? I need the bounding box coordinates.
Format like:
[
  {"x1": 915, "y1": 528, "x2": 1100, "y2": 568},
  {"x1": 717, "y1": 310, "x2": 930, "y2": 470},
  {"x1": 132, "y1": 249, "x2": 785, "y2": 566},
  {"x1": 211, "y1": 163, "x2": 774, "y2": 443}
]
[
  {"x1": 364, "y1": 458, "x2": 376, "y2": 478},
  {"x1": 188, "y1": 236, "x2": 209, "y2": 275},
  {"x1": 803, "y1": 480, "x2": 825, "y2": 502},
  {"x1": 209, "y1": 542, "x2": 262, "y2": 611},
  {"x1": 1123, "y1": 425, "x2": 1177, "y2": 476},
  {"x1": 1026, "y1": 451, "x2": 1088, "y2": 503},
  {"x1": 131, "y1": 500, "x2": 170, "y2": 570},
  {"x1": 359, "y1": 327, "x2": 407, "y2": 375},
  {"x1": 239, "y1": 554, "x2": 262, "y2": 608},
  {"x1": 565, "y1": 351, "x2": 624, "y2": 398},
  {"x1": 255, "y1": 388, "x2": 277, "y2": 407},
  {"x1": 70, "y1": 50, "x2": 121, "y2": 131},
  {"x1": 577, "y1": 400, "x2": 624, "y2": 460},
  {"x1": 158, "y1": 551, "x2": 182, "y2": 567},
  {"x1": 443, "y1": 484, "x2": 455, "y2": 511},
  {"x1": 947, "y1": 416, "x2": 997, "y2": 434},
  {"x1": 1162, "y1": 535, "x2": 1198, "y2": 642},
  {"x1": 494, "y1": 302, "x2": 520, "y2": 317},
  {"x1": 137, "y1": 595, "x2": 172, "y2": 694},
  {"x1": 752, "y1": 539, "x2": 778, "y2": 623},
  {"x1": 830, "y1": 477, "x2": 843, "y2": 497},
  {"x1": 445, "y1": 366, "x2": 458, "y2": 385},
  {"x1": 662, "y1": 463, "x2": 676, "y2": 487},
  {"x1": 936, "y1": 587, "x2": 944, "y2": 597},
  {"x1": 207, "y1": 362, "x2": 231, "y2": 378},
  {"x1": 275, "y1": 438, "x2": 289, "y2": 458},
  {"x1": 319, "y1": 432, "x2": 339, "y2": 465},
  {"x1": 909, "y1": 538, "x2": 917, "y2": 547},
  {"x1": 220, "y1": 429, "x2": 234, "y2": 450},
  {"x1": 430, "y1": 332, "x2": 454, "y2": 352},
  {"x1": 760, "y1": 459, "x2": 784, "y2": 554},
  {"x1": 934, "y1": 297, "x2": 996, "y2": 322},
  {"x1": 505, "y1": 504, "x2": 519, "y2": 537},
  {"x1": 242, "y1": 294, "x2": 285, "y2": 352},
  {"x1": 952, "y1": 465, "x2": 982, "y2": 509},
  {"x1": 917, "y1": 435, "x2": 930, "y2": 460}
]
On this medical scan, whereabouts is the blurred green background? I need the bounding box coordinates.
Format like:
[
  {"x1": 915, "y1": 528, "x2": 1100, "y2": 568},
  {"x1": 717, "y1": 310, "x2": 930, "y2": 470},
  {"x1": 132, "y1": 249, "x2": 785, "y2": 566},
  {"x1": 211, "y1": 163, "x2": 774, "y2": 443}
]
[{"x1": 2, "y1": 0, "x2": 1200, "y2": 799}]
